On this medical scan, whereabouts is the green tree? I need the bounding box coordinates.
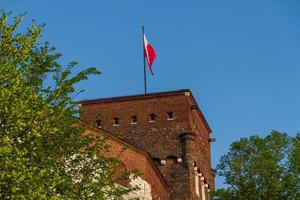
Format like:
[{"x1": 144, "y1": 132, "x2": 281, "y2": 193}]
[
  {"x1": 212, "y1": 131, "x2": 300, "y2": 200},
  {"x1": 0, "y1": 12, "x2": 135, "y2": 199}
]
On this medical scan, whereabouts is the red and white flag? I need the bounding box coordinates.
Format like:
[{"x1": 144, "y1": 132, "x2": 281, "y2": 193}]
[{"x1": 144, "y1": 34, "x2": 156, "y2": 75}]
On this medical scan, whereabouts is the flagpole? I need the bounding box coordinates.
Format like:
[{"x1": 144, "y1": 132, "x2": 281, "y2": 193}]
[{"x1": 142, "y1": 26, "x2": 147, "y2": 94}]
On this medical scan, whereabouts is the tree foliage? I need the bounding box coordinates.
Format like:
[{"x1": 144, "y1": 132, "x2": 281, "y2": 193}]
[
  {"x1": 0, "y1": 12, "x2": 135, "y2": 199},
  {"x1": 212, "y1": 131, "x2": 300, "y2": 200}
]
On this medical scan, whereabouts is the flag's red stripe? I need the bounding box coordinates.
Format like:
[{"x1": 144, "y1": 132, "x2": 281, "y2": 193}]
[{"x1": 144, "y1": 43, "x2": 156, "y2": 75}]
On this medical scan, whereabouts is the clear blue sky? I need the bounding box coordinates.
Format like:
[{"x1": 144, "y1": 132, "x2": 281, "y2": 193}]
[{"x1": 2, "y1": 0, "x2": 300, "y2": 189}]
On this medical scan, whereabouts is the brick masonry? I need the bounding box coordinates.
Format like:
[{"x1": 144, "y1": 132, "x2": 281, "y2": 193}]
[
  {"x1": 79, "y1": 89, "x2": 215, "y2": 200},
  {"x1": 83, "y1": 128, "x2": 169, "y2": 200}
]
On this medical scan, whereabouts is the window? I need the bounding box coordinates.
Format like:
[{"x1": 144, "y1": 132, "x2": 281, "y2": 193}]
[
  {"x1": 149, "y1": 114, "x2": 156, "y2": 122},
  {"x1": 167, "y1": 112, "x2": 173, "y2": 120},
  {"x1": 131, "y1": 116, "x2": 138, "y2": 124},
  {"x1": 96, "y1": 120, "x2": 101, "y2": 128},
  {"x1": 201, "y1": 182, "x2": 206, "y2": 200},
  {"x1": 160, "y1": 160, "x2": 166, "y2": 165},
  {"x1": 113, "y1": 118, "x2": 120, "y2": 126},
  {"x1": 195, "y1": 168, "x2": 200, "y2": 196}
]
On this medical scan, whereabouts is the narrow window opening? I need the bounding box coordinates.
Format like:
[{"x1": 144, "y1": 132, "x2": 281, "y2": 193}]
[
  {"x1": 149, "y1": 114, "x2": 156, "y2": 122},
  {"x1": 113, "y1": 118, "x2": 120, "y2": 126},
  {"x1": 96, "y1": 120, "x2": 101, "y2": 128},
  {"x1": 131, "y1": 116, "x2": 138, "y2": 124},
  {"x1": 195, "y1": 167, "x2": 200, "y2": 196},
  {"x1": 160, "y1": 160, "x2": 166, "y2": 165},
  {"x1": 201, "y1": 181, "x2": 206, "y2": 200},
  {"x1": 167, "y1": 112, "x2": 173, "y2": 120}
]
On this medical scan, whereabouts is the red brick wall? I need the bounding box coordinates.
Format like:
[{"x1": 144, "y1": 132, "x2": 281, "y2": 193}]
[
  {"x1": 79, "y1": 92, "x2": 214, "y2": 199},
  {"x1": 84, "y1": 129, "x2": 169, "y2": 200},
  {"x1": 80, "y1": 95, "x2": 190, "y2": 159},
  {"x1": 188, "y1": 97, "x2": 214, "y2": 188}
]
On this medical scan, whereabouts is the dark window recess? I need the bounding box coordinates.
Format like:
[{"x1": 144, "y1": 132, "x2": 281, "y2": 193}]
[
  {"x1": 131, "y1": 116, "x2": 138, "y2": 124},
  {"x1": 113, "y1": 118, "x2": 120, "y2": 126},
  {"x1": 167, "y1": 112, "x2": 173, "y2": 120},
  {"x1": 191, "y1": 105, "x2": 198, "y2": 110},
  {"x1": 149, "y1": 114, "x2": 156, "y2": 122},
  {"x1": 96, "y1": 120, "x2": 101, "y2": 128}
]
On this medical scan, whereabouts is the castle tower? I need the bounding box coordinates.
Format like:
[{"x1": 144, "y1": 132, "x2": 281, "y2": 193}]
[{"x1": 78, "y1": 89, "x2": 215, "y2": 200}]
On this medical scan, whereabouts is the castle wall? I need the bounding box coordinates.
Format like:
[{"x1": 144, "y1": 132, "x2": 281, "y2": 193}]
[
  {"x1": 80, "y1": 95, "x2": 190, "y2": 159},
  {"x1": 84, "y1": 128, "x2": 169, "y2": 200},
  {"x1": 188, "y1": 97, "x2": 214, "y2": 188},
  {"x1": 79, "y1": 91, "x2": 214, "y2": 200}
]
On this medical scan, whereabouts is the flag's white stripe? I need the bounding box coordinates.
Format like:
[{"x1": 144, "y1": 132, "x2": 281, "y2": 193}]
[
  {"x1": 143, "y1": 34, "x2": 150, "y2": 64},
  {"x1": 143, "y1": 34, "x2": 149, "y2": 46}
]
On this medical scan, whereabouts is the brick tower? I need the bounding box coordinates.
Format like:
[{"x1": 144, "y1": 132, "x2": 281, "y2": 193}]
[{"x1": 78, "y1": 89, "x2": 215, "y2": 200}]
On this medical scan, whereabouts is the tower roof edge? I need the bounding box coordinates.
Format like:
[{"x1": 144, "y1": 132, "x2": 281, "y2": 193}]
[{"x1": 77, "y1": 88, "x2": 212, "y2": 133}]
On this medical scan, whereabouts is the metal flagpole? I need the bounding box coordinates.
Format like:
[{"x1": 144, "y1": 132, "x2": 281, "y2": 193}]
[{"x1": 142, "y1": 26, "x2": 147, "y2": 94}]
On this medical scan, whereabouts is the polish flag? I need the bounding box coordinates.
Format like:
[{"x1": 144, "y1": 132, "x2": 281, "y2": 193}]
[{"x1": 144, "y1": 34, "x2": 156, "y2": 75}]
